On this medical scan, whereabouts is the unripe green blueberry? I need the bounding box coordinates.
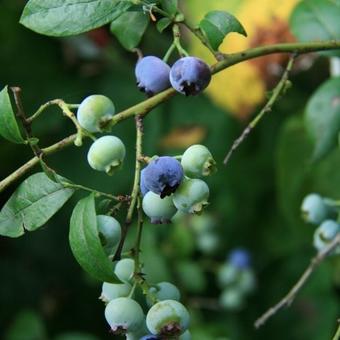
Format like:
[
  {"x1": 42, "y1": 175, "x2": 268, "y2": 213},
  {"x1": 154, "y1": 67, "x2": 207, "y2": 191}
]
[
  {"x1": 181, "y1": 144, "x2": 216, "y2": 178},
  {"x1": 179, "y1": 330, "x2": 192, "y2": 340},
  {"x1": 238, "y1": 269, "x2": 256, "y2": 294},
  {"x1": 142, "y1": 192, "x2": 177, "y2": 224},
  {"x1": 77, "y1": 95, "x2": 115, "y2": 132},
  {"x1": 146, "y1": 300, "x2": 190, "y2": 336},
  {"x1": 190, "y1": 213, "x2": 215, "y2": 234},
  {"x1": 218, "y1": 263, "x2": 238, "y2": 287},
  {"x1": 173, "y1": 178, "x2": 209, "y2": 214},
  {"x1": 219, "y1": 287, "x2": 244, "y2": 310},
  {"x1": 196, "y1": 232, "x2": 219, "y2": 254},
  {"x1": 97, "y1": 215, "x2": 121, "y2": 255},
  {"x1": 125, "y1": 321, "x2": 149, "y2": 340},
  {"x1": 313, "y1": 220, "x2": 340, "y2": 252},
  {"x1": 87, "y1": 136, "x2": 126, "y2": 175},
  {"x1": 104, "y1": 297, "x2": 144, "y2": 334},
  {"x1": 148, "y1": 282, "x2": 181, "y2": 304},
  {"x1": 99, "y1": 282, "x2": 131, "y2": 303},
  {"x1": 301, "y1": 193, "x2": 331, "y2": 225},
  {"x1": 114, "y1": 258, "x2": 135, "y2": 283}
]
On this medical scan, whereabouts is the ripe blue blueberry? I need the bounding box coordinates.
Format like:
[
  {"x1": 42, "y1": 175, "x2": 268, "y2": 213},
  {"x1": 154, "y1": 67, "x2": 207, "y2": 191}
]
[
  {"x1": 104, "y1": 297, "x2": 144, "y2": 334},
  {"x1": 140, "y1": 168, "x2": 149, "y2": 196},
  {"x1": 148, "y1": 282, "x2": 181, "y2": 304},
  {"x1": 181, "y1": 144, "x2": 216, "y2": 178},
  {"x1": 135, "y1": 56, "x2": 171, "y2": 96},
  {"x1": 114, "y1": 258, "x2": 135, "y2": 283},
  {"x1": 87, "y1": 136, "x2": 126, "y2": 174},
  {"x1": 99, "y1": 282, "x2": 131, "y2": 303},
  {"x1": 146, "y1": 300, "x2": 190, "y2": 336},
  {"x1": 170, "y1": 57, "x2": 211, "y2": 96},
  {"x1": 228, "y1": 248, "x2": 251, "y2": 269},
  {"x1": 301, "y1": 193, "x2": 332, "y2": 225},
  {"x1": 313, "y1": 219, "x2": 340, "y2": 252},
  {"x1": 97, "y1": 215, "x2": 121, "y2": 255},
  {"x1": 173, "y1": 178, "x2": 209, "y2": 214},
  {"x1": 142, "y1": 192, "x2": 177, "y2": 224},
  {"x1": 142, "y1": 156, "x2": 184, "y2": 198},
  {"x1": 77, "y1": 95, "x2": 115, "y2": 132},
  {"x1": 139, "y1": 336, "x2": 160, "y2": 340}
]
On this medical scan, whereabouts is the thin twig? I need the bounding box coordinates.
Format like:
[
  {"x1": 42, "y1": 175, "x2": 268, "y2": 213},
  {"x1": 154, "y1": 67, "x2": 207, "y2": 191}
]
[
  {"x1": 254, "y1": 233, "x2": 340, "y2": 329},
  {"x1": 332, "y1": 320, "x2": 340, "y2": 340},
  {"x1": 223, "y1": 54, "x2": 296, "y2": 165},
  {"x1": 113, "y1": 115, "x2": 144, "y2": 261}
]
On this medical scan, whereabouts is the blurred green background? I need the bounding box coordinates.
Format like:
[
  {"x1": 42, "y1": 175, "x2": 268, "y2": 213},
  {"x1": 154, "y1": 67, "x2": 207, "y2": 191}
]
[{"x1": 1, "y1": 1, "x2": 339, "y2": 339}]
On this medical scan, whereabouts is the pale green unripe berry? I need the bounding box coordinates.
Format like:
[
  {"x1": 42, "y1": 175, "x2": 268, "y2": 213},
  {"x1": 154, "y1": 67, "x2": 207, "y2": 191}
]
[
  {"x1": 97, "y1": 215, "x2": 121, "y2": 255},
  {"x1": 301, "y1": 193, "x2": 332, "y2": 225},
  {"x1": 173, "y1": 178, "x2": 209, "y2": 214},
  {"x1": 238, "y1": 269, "x2": 256, "y2": 294},
  {"x1": 87, "y1": 136, "x2": 126, "y2": 175},
  {"x1": 219, "y1": 288, "x2": 244, "y2": 310},
  {"x1": 142, "y1": 192, "x2": 177, "y2": 224},
  {"x1": 77, "y1": 95, "x2": 115, "y2": 132},
  {"x1": 114, "y1": 258, "x2": 135, "y2": 283},
  {"x1": 181, "y1": 144, "x2": 216, "y2": 178},
  {"x1": 104, "y1": 297, "x2": 144, "y2": 334},
  {"x1": 146, "y1": 300, "x2": 190, "y2": 336},
  {"x1": 99, "y1": 282, "x2": 131, "y2": 303},
  {"x1": 179, "y1": 330, "x2": 192, "y2": 340},
  {"x1": 313, "y1": 220, "x2": 340, "y2": 252},
  {"x1": 148, "y1": 282, "x2": 181, "y2": 305},
  {"x1": 218, "y1": 263, "x2": 238, "y2": 287},
  {"x1": 196, "y1": 233, "x2": 219, "y2": 254}
]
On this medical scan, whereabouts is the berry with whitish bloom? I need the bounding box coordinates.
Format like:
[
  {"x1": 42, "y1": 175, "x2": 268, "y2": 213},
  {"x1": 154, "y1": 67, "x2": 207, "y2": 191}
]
[
  {"x1": 313, "y1": 220, "x2": 340, "y2": 252},
  {"x1": 301, "y1": 193, "x2": 333, "y2": 225},
  {"x1": 104, "y1": 297, "x2": 144, "y2": 335},
  {"x1": 139, "y1": 336, "x2": 160, "y2": 340},
  {"x1": 179, "y1": 330, "x2": 192, "y2": 340},
  {"x1": 148, "y1": 282, "x2": 181, "y2": 304},
  {"x1": 125, "y1": 321, "x2": 149, "y2": 340},
  {"x1": 142, "y1": 192, "x2": 177, "y2": 224},
  {"x1": 140, "y1": 168, "x2": 149, "y2": 196},
  {"x1": 142, "y1": 156, "x2": 184, "y2": 198},
  {"x1": 146, "y1": 300, "x2": 190, "y2": 336},
  {"x1": 87, "y1": 136, "x2": 126, "y2": 175},
  {"x1": 173, "y1": 178, "x2": 209, "y2": 214},
  {"x1": 181, "y1": 144, "x2": 216, "y2": 178},
  {"x1": 135, "y1": 56, "x2": 171, "y2": 96},
  {"x1": 170, "y1": 57, "x2": 211, "y2": 96},
  {"x1": 219, "y1": 287, "x2": 244, "y2": 310},
  {"x1": 238, "y1": 269, "x2": 256, "y2": 294},
  {"x1": 114, "y1": 258, "x2": 135, "y2": 283},
  {"x1": 218, "y1": 263, "x2": 238, "y2": 287},
  {"x1": 97, "y1": 215, "x2": 121, "y2": 255},
  {"x1": 228, "y1": 248, "x2": 251, "y2": 269},
  {"x1": 196, "y1": 233, "x2": 219, "y2": 254},
  {"x1": 77, "y1": 95, "x2": 115, "y2": 132},
  {"x1": 99, "y1": 282, "x2": 131, "y2": 303}
]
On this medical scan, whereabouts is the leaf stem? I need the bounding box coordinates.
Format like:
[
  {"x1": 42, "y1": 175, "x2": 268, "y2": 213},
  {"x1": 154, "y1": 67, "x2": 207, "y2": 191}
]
[{"x1": 173, "y1": 24, "x2": 189, "y2": 57}]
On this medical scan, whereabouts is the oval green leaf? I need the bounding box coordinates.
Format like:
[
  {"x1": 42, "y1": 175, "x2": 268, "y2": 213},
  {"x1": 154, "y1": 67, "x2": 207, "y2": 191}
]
[
  {"x1": 69, "y1": 194, "x2": 119, "y2": 283},
  {"x1": 199, "y1": 10, "x2": 247, "y2": 51},
  {"x1": 0, "y1": 173, "x2": 74, "y2": 238},
  {"x1": 157, "y1": 17, "x2": 172, "y2": 33},
  {"x1": 304, "y1": 77, "x2": 340, "y2": 161},
  {"x1": 290, "y1": 0, "x2": 340, "y2": 57},
  {"x1": 20, "y1": 0, "x2": 132, "y2": 37},
  {"x1": 160, "y1": 0, "x2": 178, "y2": 17},
  {"x1": 0, "y1": 86, "x2": 24, "y2": 144},
  {"x1": 110, "y1": 11, "x2": 149, "y2": 50}
]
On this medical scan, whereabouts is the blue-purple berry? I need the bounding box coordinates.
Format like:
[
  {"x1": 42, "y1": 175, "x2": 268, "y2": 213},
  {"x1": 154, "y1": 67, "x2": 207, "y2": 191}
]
[
  {"x1": 140, "y1": 336, "x2": 160, "y2": 340},
  {"x1": 142, "y1": 156, "x2": 184, "y2": 198},
  {"x1": 170, "y1": 57, "x2": 211, "y2": 96},
  {"x1": 228, "y1": 248, "x2": 251, "y2": 269},
  {"x1": 135, "y1": 56, "x2": 171, "y2": 96}
]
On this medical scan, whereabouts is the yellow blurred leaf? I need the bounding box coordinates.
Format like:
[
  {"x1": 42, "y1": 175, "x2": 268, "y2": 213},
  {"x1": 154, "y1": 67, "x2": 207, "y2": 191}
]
[{"x1": 185, "y1": 0, "x2": 298, "y2": 118}]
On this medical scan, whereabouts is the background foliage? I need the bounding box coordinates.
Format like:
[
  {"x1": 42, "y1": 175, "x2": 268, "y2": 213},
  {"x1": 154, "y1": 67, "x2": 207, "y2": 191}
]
[{"x1": 0, "y1": 0, "x2": 339, "y2": 339}]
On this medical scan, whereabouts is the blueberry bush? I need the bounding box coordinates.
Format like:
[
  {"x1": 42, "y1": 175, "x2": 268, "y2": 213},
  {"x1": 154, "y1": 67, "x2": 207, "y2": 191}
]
[{"x1": 1, "y1": 0, "x2": 340, "y2": 339}]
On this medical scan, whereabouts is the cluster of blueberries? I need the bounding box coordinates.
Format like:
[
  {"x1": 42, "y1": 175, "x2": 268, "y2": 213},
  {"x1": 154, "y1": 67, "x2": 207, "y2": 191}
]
[
  {"x1": 100, "y1": 258, "x2": 191, "y2": 339},
  {"x1": 301, "y1": 193, "x2": 340, "y2": 253},
  {"x1": 218, "y1": 249, "x2": 255, "y2": 310},
  {"x1": 135, "y1": 56, "x2": 211, "y2": 97}
]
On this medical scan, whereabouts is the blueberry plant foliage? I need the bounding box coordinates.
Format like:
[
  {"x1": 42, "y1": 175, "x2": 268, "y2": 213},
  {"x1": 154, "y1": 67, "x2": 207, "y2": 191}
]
[{"x1": 1, "y1": 0, "x2": 340, "y2": 338}]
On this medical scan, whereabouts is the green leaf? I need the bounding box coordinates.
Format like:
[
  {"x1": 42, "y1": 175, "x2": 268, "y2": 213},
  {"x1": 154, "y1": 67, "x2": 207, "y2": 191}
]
[
  {"x1": 304, "y1": 77, "x2": 340, "y2": 161},
  {"x1": 0, "y1": 86, "x2": 24, "y2": 144},
  {"x1": 290, "y1": 0, "x2": 340, "y2": 57},
  {"x1": 160, "y1": 0, "x2": 178, "y2": 17},
  {"x1": 69, "y1": 194, "x2": 119, "y2": 283},
  {"x1": 0, "y1": 173, "x2": 74, "y2": 238},
  {"x1": 20, "y1": 0, "x2": 132, "y2": 37},
  {"x1": 110, "y1": 11, "x2": 149, "y2": 50},
  {"x1": 199, "y1": 10, "x2": 247, "y2": 51},
  {"x1": 156, "y1": 17, "x2": 172, "y2": 33}
]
